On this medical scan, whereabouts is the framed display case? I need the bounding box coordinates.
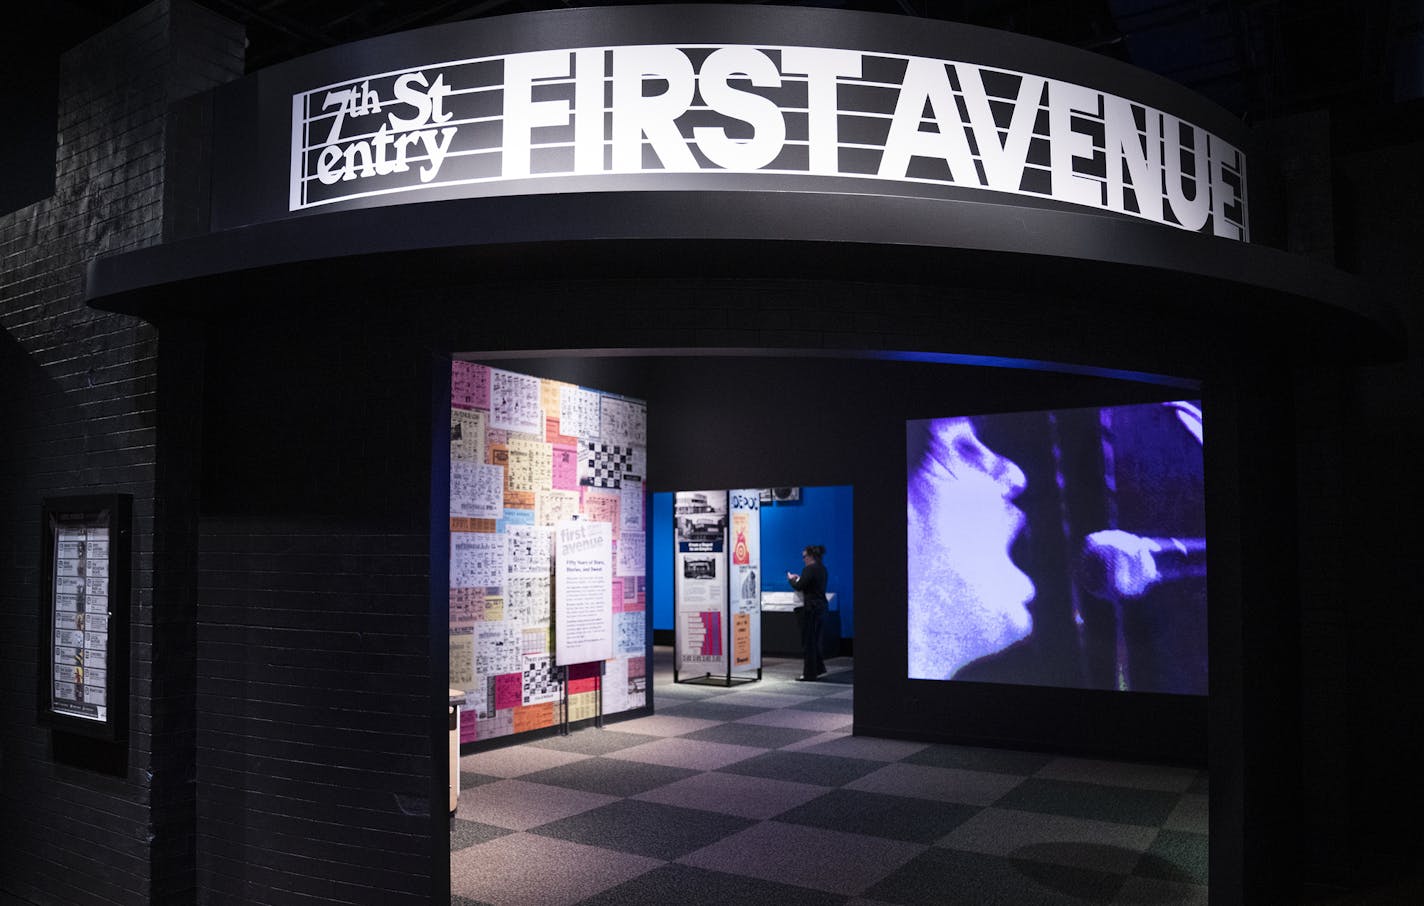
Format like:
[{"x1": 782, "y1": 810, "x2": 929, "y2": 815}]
[{"x1": 36, "y1": 495, "x2": 131, "y2": 740}]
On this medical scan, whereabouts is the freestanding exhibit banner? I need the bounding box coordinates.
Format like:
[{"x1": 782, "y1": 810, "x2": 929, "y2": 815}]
[
  {"x1": 728, "y1": 490, "x2": 763, "y2": 672},
  {"x1": 673, "y1": 490, "x2": 729, "y2": 678},
  {"x1": 674, "y1": 489, "x2": 763, "y2": 684}
]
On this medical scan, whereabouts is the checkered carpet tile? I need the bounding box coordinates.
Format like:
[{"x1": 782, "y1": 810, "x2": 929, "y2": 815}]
[{"x1": 452, "y1": 647, "x2": 1207, "y2": 906}]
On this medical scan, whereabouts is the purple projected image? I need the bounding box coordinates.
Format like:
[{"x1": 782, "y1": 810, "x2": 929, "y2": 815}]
[{"x1": 907, "y1": 401, "x2": 1206, "y2": 695}]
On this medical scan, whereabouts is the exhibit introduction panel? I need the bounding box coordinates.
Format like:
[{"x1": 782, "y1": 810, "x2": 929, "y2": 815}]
[
  {"x1": 449, "y1": 362, "x2": 648, "y2": 742},
  {"x1": 907, "y1": 400, "x2": 1205, "y2": 694},
  {"x1": 554, "y1": 520, "x2": 614, "y2": 666}
]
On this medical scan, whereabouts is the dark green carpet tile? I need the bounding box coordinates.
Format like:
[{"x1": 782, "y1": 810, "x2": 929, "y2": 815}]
[
  {"x1": 1137, "y1": 829, "x2": 1209, "y2": 884},
  {"x1": 450, "y1": 818, "x2": 515, "y2": 852},
  {"x1": 994, "y1": 778, "x2": 1181, "y2": 827},
  {"x1": 773, "y1": 788, "x2": 980, "y2": 843},
  {"x1": 530, "y1": 798, "x2": 757, "y2": 861},
  {"x1": 519, "y1": 756, "x2": 700, "y2": 797},
  {"x1": 784, "y1": 696, "x2": 855, "y2": 714},
  {"x1": 716, "y1": 750, "x2": 885, "y2": 787},
  {"x1": 574, "y1": 863, "x2": 849, "y2": 906},
  {"x1": 659, "y1": 700, "x2": 776, "y2": 721},
  {"x1": 681, "y1": 721, "x2": 823, "y2": 749},
  {"x1": 865, "y1": 845, "x2": 1125, "y2": 905},
  {"x1": 459, "y1": 771, "x2": 502, "y2": 791},
  {"x1": 904, "y1": 744, "x2": 1056, "y2": 776},
  {"x1": 526, "y1": 729, "x2": 664, "y2": 756}
]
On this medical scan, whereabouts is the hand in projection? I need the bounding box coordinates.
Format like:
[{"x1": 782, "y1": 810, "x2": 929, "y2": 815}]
[{"x1": 1080, "y1": 529, "x2": 1161, "y2": 598}]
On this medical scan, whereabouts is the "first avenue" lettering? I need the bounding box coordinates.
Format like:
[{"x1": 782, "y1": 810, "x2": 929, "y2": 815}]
[{"x1": 292, "y1": 43, "x2": 1248, "y2": 240}]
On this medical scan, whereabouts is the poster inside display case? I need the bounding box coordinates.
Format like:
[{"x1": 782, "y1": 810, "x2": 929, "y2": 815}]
[{"x1": 37, "y1": 495, "x2": 130, "y2": 740}]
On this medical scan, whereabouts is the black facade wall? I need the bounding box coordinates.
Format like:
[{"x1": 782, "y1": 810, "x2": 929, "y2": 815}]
[
  {"x1": 193, "y1": 302, "x2": 438, "y2": 904},
  {"x1": 194, "y1": 524, "x2": 434, "y2": 906},
  {"x1": 1251, "y1": 110, "x2": 1424, "y2": 887},
  {"x1": 1208, "y1": 359, "x2": 1305, "y2": 905},
  {"x1": 1329, "y1": 137, "x2": 1424, "y2": 881},
  {"x1": 0, "y1": 2, "x2": 242, "y2": 903},
  {"x1": 1252, "y1": 110, "x2": 1348, "y2": 887}
]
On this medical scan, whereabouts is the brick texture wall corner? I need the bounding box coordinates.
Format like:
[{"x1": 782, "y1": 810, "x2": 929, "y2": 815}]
[{"x1": 0, "y1": 2, "x2": 243, "y2": 903}]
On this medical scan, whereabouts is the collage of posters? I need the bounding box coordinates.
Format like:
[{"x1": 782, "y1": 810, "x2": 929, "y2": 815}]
[
  {"x1": 450, "y1": 362, "x2": 648, "y2": 743},
  {"x1": 50, "y1": 525, "x2": 111, "y2": 722}
]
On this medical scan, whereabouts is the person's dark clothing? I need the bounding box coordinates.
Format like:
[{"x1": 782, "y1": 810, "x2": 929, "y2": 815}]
[
  {"x1": 798, "y1": 607, "x2": 826, "y2": 679},
  {"x1": 790, "y1": 561, "x2": 828, "y2": 610},
  {"x1": 790, "y1": 561, "x2": 828, "y2": 678}
]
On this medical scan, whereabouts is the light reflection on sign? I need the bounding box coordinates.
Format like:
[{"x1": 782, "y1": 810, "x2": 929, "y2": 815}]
[{"x1": 291, "y1": 43, "x2": 1247, "y2": 240}]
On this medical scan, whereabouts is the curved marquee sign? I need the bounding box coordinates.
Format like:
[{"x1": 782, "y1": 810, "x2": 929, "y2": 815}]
[{"x1": 216, "y1": 6, "x2": 1249, "y2": 240}]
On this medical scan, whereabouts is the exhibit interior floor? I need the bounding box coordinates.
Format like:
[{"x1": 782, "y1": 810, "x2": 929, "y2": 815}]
[{"x1": 450, "y1": 647, "x2": 1208, "y2": 905}]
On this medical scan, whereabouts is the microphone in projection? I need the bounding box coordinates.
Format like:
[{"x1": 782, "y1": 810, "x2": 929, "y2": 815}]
[{"x1": 1078, "y1": 530, "x2": 1206, "y2": 598}]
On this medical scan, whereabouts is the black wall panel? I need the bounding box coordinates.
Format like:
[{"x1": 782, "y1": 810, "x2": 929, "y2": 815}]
[
  {"x1": 0, "y1": 4, "x2": 244, "y2": 903},
  {"x1": 195, "y1": 296, "x2": 438, "y2": 904}
]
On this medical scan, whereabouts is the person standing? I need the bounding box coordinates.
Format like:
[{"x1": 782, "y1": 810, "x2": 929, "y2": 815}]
[{"x1": 787, "y1": 545, "x2": 828, "y2": 681}]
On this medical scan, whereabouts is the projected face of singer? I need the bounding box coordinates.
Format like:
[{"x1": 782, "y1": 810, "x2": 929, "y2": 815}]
[{"x1": 907, "y1": 417, "x2": 1034, "y2": 680}]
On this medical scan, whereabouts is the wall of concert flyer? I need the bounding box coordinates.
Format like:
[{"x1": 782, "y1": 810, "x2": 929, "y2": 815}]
[
  {"x1": 450, "y1": 362, "x2": 648, "y2": 745},
  {"x1": 51, "y1": 525, "x2": 111, "y2": 721},
  {"x1": 554, "y1": 520, "x2": 614, "y2": 665},
  {"x1": 728, "y1": 489, "x2": 763, "y2": 672},
  {"x1": 673, "y1": 489, "x2": 730, "y2": 676},
  {"x1": 38, "y1": 495, "x2": 130, "y2": 740}
]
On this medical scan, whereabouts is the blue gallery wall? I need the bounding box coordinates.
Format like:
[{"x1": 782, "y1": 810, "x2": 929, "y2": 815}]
[
  {"x1": 652, "y1": 492, "x2": 676, "y2": 634},
  {"x1": 759, "y1": 486, "x2": 855, "y2": 632},
  {"x1": 652, "y1": 486, "x2": 855, "y2": 638}
]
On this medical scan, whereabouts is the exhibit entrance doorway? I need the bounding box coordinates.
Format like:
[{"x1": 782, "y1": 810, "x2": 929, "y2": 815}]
[{"x1": 442, "y1": 348, "x2": 1207, "y2": 904}]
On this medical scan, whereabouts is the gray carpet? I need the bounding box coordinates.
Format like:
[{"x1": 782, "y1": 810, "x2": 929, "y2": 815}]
[{"x1": 452, "y1": 647, "x2": 1207, "y2": 905}]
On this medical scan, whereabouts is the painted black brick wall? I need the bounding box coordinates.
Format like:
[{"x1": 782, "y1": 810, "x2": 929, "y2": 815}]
[
  {"x1": 193, "y1": 299, "x2": 438, "y2": 904},
  {"x1": 195, "y1": 523, "x2": 434, "y2": 905},
  {"x1": 0, "y1": 3, "x2": 242, "y2": 903},
  {"x1": 1329, "y1": 139, "x2": 1424, "y2": 880}
]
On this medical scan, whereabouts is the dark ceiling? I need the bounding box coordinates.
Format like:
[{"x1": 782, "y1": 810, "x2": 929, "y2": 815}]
[
  {"x1": 2, "y1": 0, "x2": 1421, "y2": 214},
  {"x1": 13, "y1": 0, "x2": 1424, "y2": 125}
]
